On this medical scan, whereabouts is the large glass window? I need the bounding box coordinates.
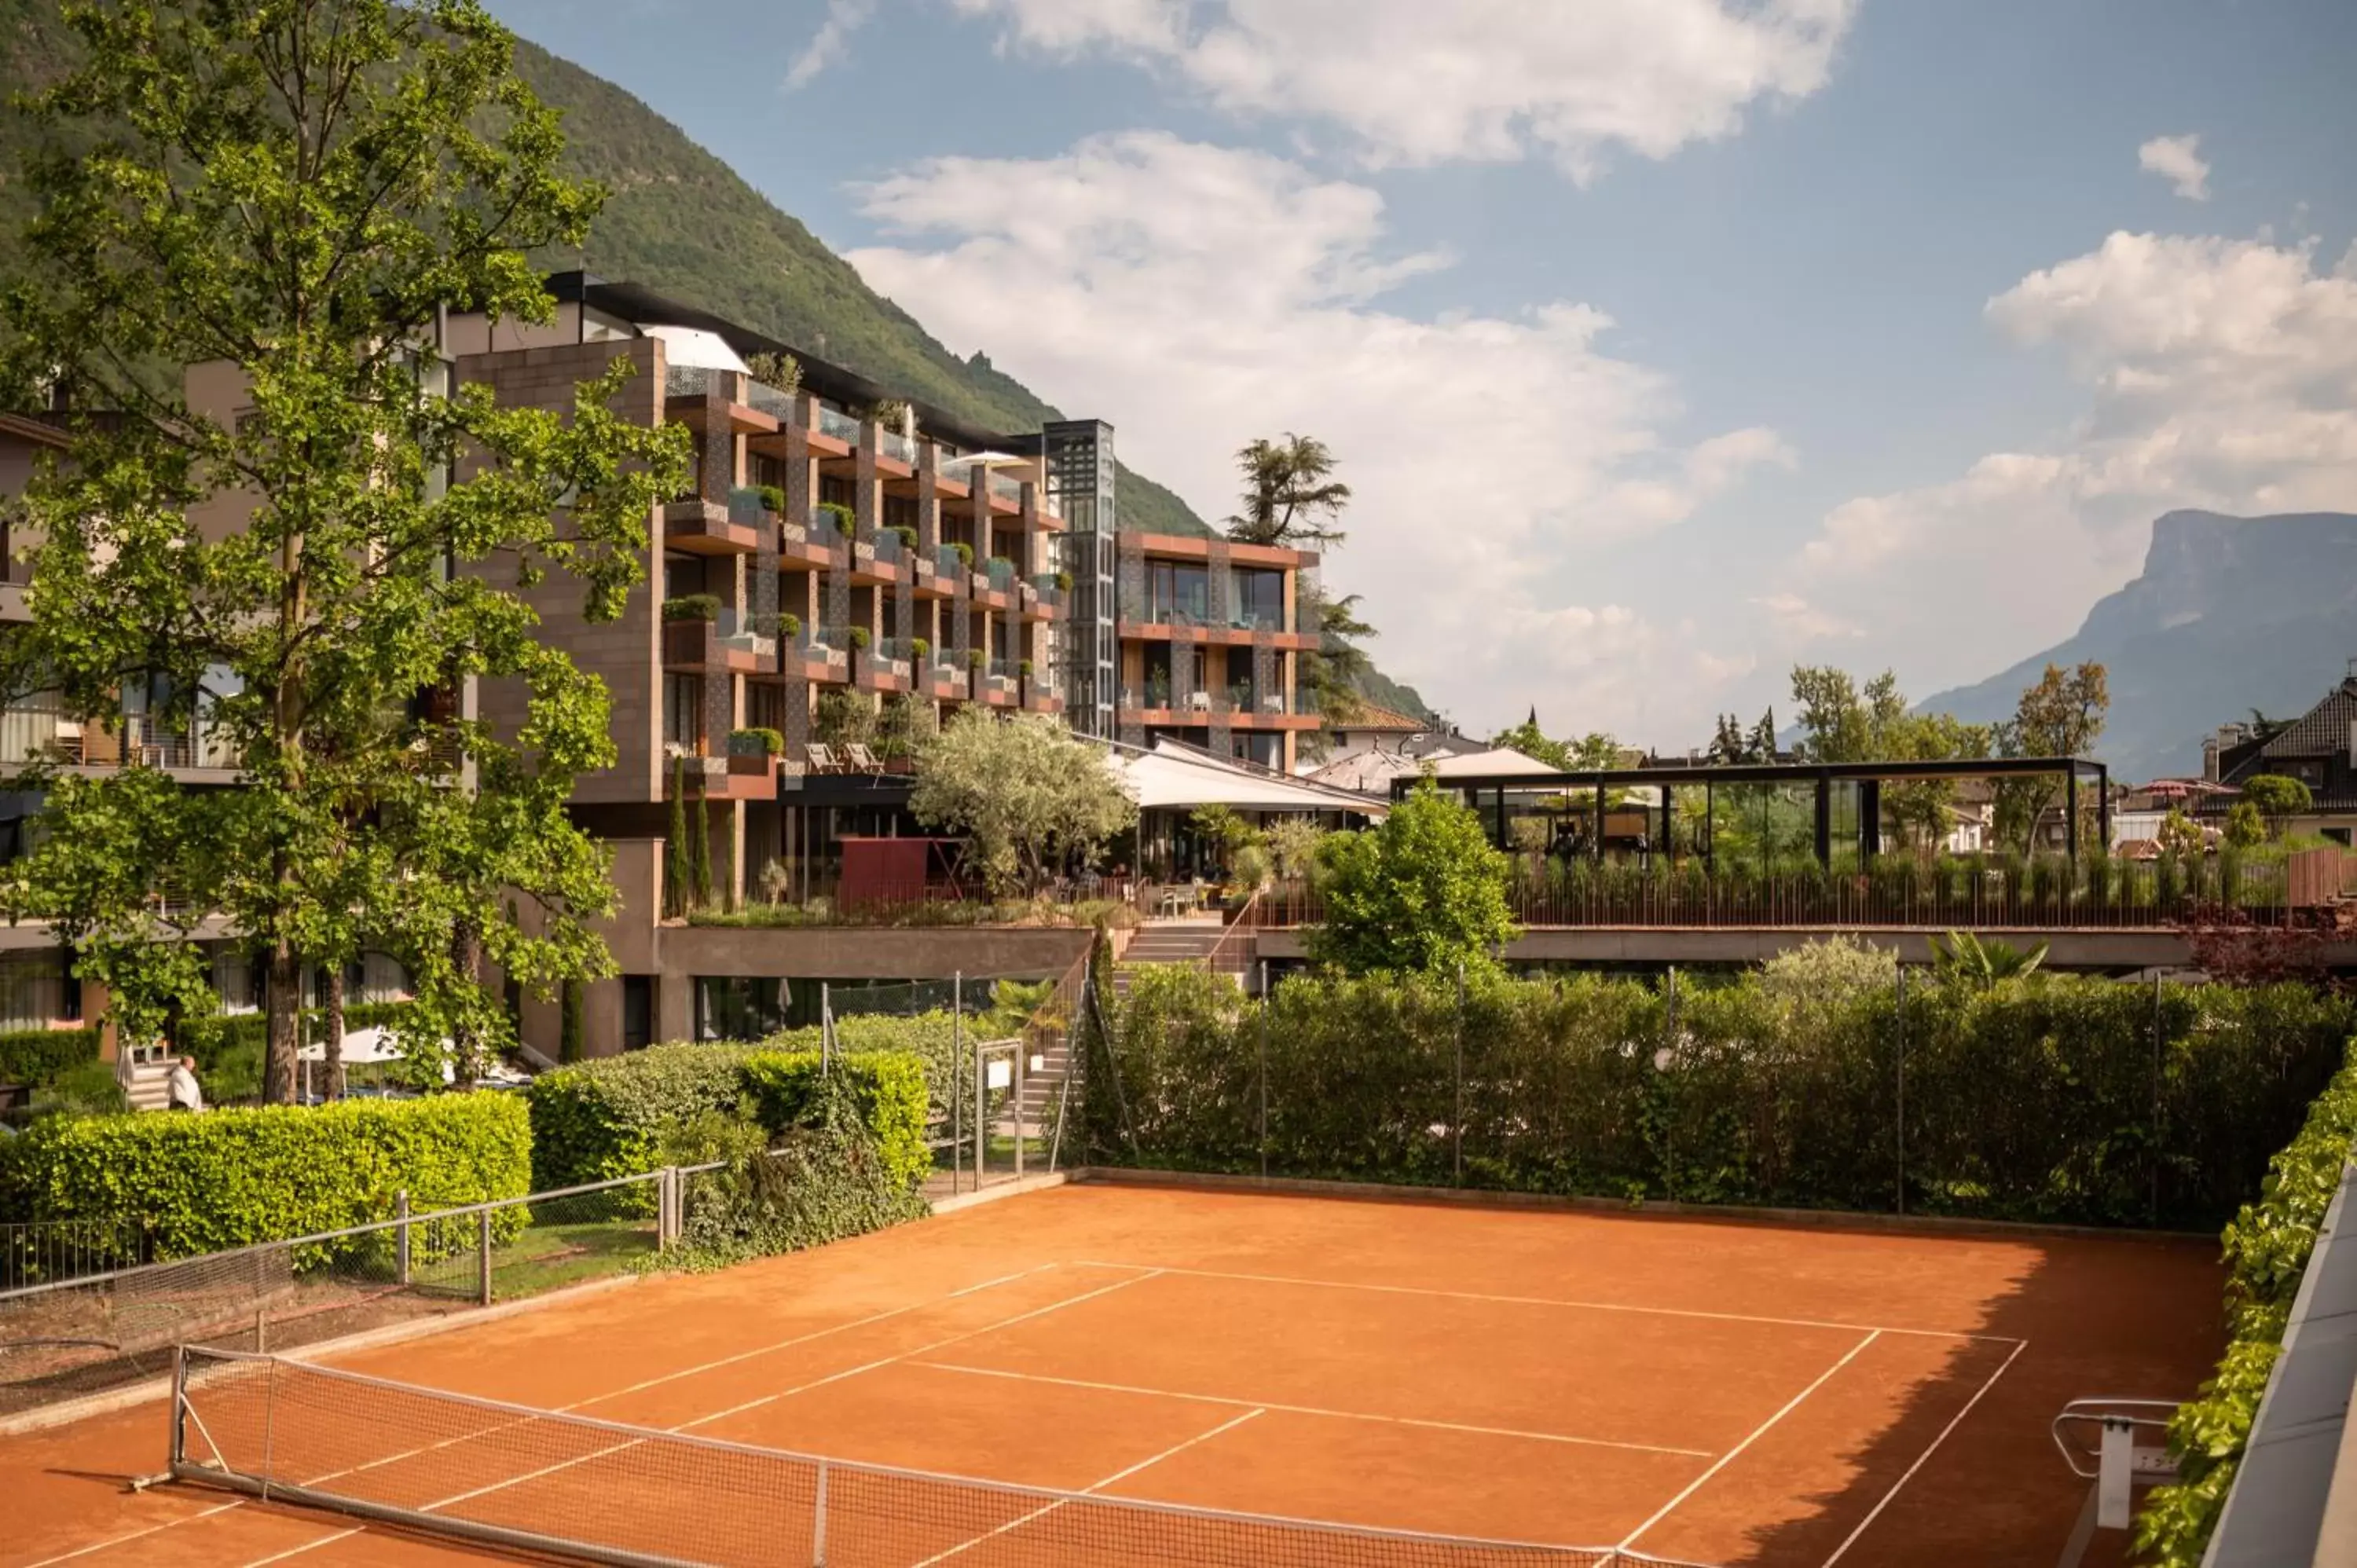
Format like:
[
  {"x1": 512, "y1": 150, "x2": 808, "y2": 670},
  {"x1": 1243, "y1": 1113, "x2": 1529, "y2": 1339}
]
[
  {"x1": 1146, "y1": 562, "x2": 1210, "y2": 624},
  {"x1": 1230, "y1": 569, "x2": 1285, "y2": 631},
  {"x1": 665, "y1": 675, "x2": 706, "y2": 753},
  {"x1": 695, "y1": 976, "x2": 794, "y2": 1042}
]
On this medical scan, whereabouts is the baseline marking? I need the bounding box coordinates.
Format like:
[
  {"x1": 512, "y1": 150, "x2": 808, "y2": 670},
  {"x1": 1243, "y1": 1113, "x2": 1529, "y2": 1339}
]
[
  {"x1": 915, "y1": 1359, "x2": 1714, "y2": 1460},
  {"x1": 908, "y1": 1407, "x2": 1268, "y2": 1568},
  {"x1": 1817, "y1": 1337, "x2": 2030, "y2": 1566},
  {"x1": 26, "y1": 1262, "x2": 1072, "y2": 1568},
  {"x1": 1618, "y1": 1329, "x2": 1883, "y2": 1554},
  {"x1": 1072, "y1": 1259, "x2": 2022, "y2": 1345}
]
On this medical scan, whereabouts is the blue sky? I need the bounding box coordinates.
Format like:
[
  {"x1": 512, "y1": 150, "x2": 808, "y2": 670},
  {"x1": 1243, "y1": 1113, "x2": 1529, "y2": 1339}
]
[{"x1": 486, "y1": 0, "x2": 2357, "y2": 747}]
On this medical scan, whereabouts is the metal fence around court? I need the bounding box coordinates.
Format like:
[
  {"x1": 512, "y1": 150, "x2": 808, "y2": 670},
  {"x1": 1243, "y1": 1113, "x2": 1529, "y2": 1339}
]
[{"x1": 0, "y1": 1168, "x2": 714, "y2": 1418}]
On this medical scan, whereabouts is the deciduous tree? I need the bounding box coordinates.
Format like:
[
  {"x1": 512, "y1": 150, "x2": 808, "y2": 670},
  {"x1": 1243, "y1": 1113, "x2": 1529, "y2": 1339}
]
[
  {"x1": 0, "y1": 0, "x2": 690, "y2": 1100},
  {"x1": 1992, "y1": 663, "x2": 2110, "y2": 854},
  {"x1": 910, "y1": 712, "x2": 1137, "y2": 897},
  {"x1": 1308, "y1": 781, "x2": 1518, "y2": 976}
]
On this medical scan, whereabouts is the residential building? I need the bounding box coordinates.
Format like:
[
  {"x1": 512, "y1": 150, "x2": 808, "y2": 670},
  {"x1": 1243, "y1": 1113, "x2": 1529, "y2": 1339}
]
[
  {"x1": 2201, "y1": 662, "x2": 2357, "y2": 843},
  {"x1": 1114, "y1": 530, "x2": 1323, "y2": 772}
]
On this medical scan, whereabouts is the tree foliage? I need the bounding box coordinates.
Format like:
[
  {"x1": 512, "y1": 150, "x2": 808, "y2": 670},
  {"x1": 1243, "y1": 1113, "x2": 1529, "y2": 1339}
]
[
  {"x1": 1785, "y1": 667, "x2": 1991, "y2": 850},
  {"x1": 2240, "y1": 775, "x2": 2313, "y2": 825},
  {"x1": 1993, "y1": 662, "x2": 2110, "y2": 854},
  {"x1": 1488, "y1": 715, "x2": 1618, "y2": 774},
  {"x1": 909, "y1": 711, "x2": 1137, "y2": 896},
  {"x1": 0, "y1": 0, "x2": 690, "y2": 1098},
  {"x1": 1222, "y1": 432, "x2": 1351, "y2": 548},
  {"x1": 1307, "y1": 781, "x2": 1518, "y2": 976}
]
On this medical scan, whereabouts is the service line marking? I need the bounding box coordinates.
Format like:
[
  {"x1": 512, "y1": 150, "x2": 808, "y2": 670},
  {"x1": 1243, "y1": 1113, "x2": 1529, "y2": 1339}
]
[
  {"x1": 1073, "y1": 1260, "x2": 2025, "y2": 1345},
  {"x1": 1817, "y1": 1337, "x2": 2030, "y2": 1566},
  {"x1": 915, "y1": 1360, "x2": 1714, "y2": 1459},
  {"x1": 1618, "y1": 1329, "x2": 1883, "y2": 1555}
]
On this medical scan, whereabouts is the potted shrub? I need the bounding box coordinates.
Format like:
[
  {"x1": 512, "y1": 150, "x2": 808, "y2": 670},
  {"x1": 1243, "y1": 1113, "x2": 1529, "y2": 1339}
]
[
  {"x1": 950, "y1": 540, "x2": 973, "y2": 569},
  {"x1": 727, "y1": 727, "x2": 784, "y2": 773},
  {"x1": 1055, "y1": 570, "x2": 1072, "y2": 592},
  {"x1": 755, "y1": 484, "x2": 786, "y2": 515},
  {"x1": 911, "y1": 637, "x2": 930, "y2": 663},
  {"x1": 819, "y1": 500, "x2": 856, "y2": 537},
  {"x1": 662, "y1": 594, "x2": 720, "y2": 622}
]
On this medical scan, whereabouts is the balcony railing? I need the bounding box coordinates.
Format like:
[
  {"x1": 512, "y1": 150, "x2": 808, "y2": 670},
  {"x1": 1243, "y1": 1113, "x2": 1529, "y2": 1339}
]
[
  {"x1": 746, "y1": 380, "x2": 797, "y2": 423},
  {"x1": 664, "y1": 365, "x2": 717, "y2": 401},
  {"x1": 809, "y1": 505, "x2": 853, "y2": 541},
  {"x1": 727, "y1": 486, "x2": 772, "y2": 526},
  {"x1": 817, "y1": 405, "x2": 862, "y2": 445},
  {"x1": 0, "y1": 701, "x2": 243, "y2": 771},
  {"x1": 871, "y1": 529, "x2": 907, "y2": 568},
  {"x1": 987, "y1": 471, "x2": 1021, "y2": 507},
  {"x1": 878, "y1": 429, "x2": 916, "y2": 466},
  {"x1": 984, "y1": 558, "x2": 1017, "y2": 592},
  {"x1": 874, "y1": 636, "x2": 914, "y2": 673},
  {"x1": 716, "y1": 610, "x2": 776, "y2": 661}
]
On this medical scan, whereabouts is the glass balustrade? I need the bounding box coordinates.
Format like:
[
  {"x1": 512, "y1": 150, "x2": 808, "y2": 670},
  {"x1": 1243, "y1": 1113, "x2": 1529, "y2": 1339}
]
[{"x1": 817, "y1": 405, "x2": 862, "y2": 445}]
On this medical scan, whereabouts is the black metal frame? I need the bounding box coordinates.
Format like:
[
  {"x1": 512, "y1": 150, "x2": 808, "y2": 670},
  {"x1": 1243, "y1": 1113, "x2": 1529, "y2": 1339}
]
[{"x1": 1398, "y1": 755, "x2": 2112, "y2": 866}]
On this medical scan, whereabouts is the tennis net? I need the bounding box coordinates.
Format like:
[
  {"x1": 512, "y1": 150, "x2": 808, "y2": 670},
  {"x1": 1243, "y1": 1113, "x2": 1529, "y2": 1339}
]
[{"x1": 168, "y1": 1346, "x2": 1714, "y2": 1567}]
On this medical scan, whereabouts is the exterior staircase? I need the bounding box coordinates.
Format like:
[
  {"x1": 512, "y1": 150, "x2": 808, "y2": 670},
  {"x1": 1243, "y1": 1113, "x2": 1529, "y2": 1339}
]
[
  {"x1": 123, "y1": 1058, "x2": 174, "y2": 1112},
  {"x1": 1113, "y1": 916, "x2": 1231, "y2": 999}
]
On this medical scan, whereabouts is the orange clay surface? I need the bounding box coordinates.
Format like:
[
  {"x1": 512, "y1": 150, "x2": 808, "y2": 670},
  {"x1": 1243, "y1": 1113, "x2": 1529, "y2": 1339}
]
[{"x1": 0, "y1": 1181, "x2": 2223, "y2": 1568}]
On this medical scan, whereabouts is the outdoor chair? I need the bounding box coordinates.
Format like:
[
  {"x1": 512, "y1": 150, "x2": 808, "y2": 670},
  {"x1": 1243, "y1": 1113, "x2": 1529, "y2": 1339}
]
[
  {"x1": 842, "y1": 743, "x2": 885, "y2": 775},
  {"x1": 804, "y1": 742, "x2": 841, "y2": 773}
]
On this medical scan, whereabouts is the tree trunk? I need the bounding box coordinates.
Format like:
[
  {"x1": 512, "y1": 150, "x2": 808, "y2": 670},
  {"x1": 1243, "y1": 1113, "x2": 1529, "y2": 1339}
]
[
  {"x1": 265, "y1": 943, "x2": 301, "y2": 1105},
  {"x1": 324, "y1": 964, "x2": 346, "y2": 1101},
  {"x1": 450, "y1": 920, "x2": 484, "y2": 1090}
]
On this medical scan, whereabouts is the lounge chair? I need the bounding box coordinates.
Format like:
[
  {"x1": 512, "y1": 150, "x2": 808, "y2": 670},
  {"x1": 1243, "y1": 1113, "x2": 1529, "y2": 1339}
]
[
  {"x1": 804, "y1": 742, "x2": 841, "y2": 773},
  {"x1": 842, "y1": 742, "x2": 885, "y2": 775}
]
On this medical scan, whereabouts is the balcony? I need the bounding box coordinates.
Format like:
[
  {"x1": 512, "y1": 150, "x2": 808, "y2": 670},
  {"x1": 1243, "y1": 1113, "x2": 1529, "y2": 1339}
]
[
  {"x1": 917, "y1": 654, "x2": 966, "y2": 702},
  {"x1": 817, "y1": 405, "x2": 862, "y2": 446},
  {"x1": 1022, "y1": 573, "x2": 1067, "y2": 621},
  {"x1": 930, "y1": 460, "x2": 973, "y2": 498},
  {"x1": 663, "y1": 490, "x2": 764, "y2": 555},
  {"x1": 780, "y1": 508, "x2": 845, "y2": 571},
  {"x1": 985, "y1": 470, "x2": 1021, "y2": 511},
  {"x1": 867, "y1": 636, "x2": 915, "y2": 694},
  {"x1": 0, "y1": 700, "x2": 244, "y2": 775},
  {"x1": 780, "y1": 625, "x2": 849, "y2": 683},
  {"x1": 664, "y1": 748, "x2": 777, "y2": 804},
  {"x1": 851, "y1": 527, "x2": 911, "y2": 587},
  {"x1": 745, "y1": 380, "x2": 798, "y2": 424},
  {"x1": 929, "y1": 544, "x2": 972, "y2": 599},
  {"x1": 662, "y1": 603, "x2": 775, "y2": 674},
  {"x1": 981, "y1": 658, "x2": 1020, "y2": 706},
  {"x1": 878, "y1": 429, "x2": 916, "y2": 469}
]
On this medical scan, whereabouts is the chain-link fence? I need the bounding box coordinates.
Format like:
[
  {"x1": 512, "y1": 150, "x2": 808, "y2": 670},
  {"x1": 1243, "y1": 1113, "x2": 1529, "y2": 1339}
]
[{"x1": 0, "y1": 1169, "x2": 704, "y2": 1419}]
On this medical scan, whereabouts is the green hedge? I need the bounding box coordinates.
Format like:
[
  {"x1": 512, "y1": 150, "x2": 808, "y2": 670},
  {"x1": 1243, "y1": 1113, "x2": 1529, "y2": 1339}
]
[
  {"x1": 2137, "y1": 1041, "x2": 2357, "y2": 1563},
  {"x1": 0, "y1": 1091, "x2": 531, "y2": 1255},
  {"x1": 0, "y1": 1025, "x2": 100, "y2": 1089},
  {"x1": 525, "y1": 1043, "x2": 931, "y2": 1196},
  {"x1": 1083, "y1": 966, "x2": 2355, "y2": 1228}
]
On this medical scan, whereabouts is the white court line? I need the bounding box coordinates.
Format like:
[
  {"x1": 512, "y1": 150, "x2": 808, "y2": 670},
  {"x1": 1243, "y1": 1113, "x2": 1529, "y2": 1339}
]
[
  {"x1": 1072, "y1": 1259, "x2": 2025, "y2": 1345},
  {"x1": 1618, "y1": 1330, "x2": 1883, "y2": 1555},
  {"x1": 915, "y1": 1359, "x2": 1715, "y2": 1460},
  {"x1": 219, "y1": 1267, "x2": 1168, "y2": 1568},
  {"x1": 1817, "y1": 1337, "x2": 2030, "y2": 1566},
  {"x1": 907, "y1": 1408, "x2": 1268, "y2": 1568},
  {"x1": 23, "y1": 1263, "x2": 1070, "y2": 1568}
]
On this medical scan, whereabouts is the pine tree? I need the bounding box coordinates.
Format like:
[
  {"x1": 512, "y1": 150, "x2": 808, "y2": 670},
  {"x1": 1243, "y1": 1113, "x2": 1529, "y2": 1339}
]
[{"x1": 1747, "y1": 708, "x2": 1779, "y2": 764}]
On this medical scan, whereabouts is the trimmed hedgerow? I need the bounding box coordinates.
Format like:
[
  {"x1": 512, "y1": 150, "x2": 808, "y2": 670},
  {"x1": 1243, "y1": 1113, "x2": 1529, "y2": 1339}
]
[
  {"x1": 526, "y1": 1043, "x2": 931, "y2": 1196},
  {"x1": 2135, "y1": 1041, "x2": 2357, "y2": 1564},
  {"x1": 1078, "y1": 966, "x2": 2354, "y2": 1229},
  {"x1": 0, "y1": 1091, "x2": 530, "y2": 1254},
  {"x1": 0, "y1": 1025, "x2": 100, "y2": 1089}
]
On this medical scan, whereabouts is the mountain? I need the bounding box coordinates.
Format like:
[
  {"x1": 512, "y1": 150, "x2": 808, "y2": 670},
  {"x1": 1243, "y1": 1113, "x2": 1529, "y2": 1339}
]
[{"x1": 1919, "y1": 510, "x2": 2357, "y2": 782}]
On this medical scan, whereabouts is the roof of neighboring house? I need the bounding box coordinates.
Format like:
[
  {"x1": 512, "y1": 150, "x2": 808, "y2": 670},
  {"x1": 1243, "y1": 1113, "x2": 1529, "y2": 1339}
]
[
  {"x1": 2253, "y1": 676, "x2": 2357, "y2": 761},
  {"x1": 1336, "y1": 703, "x2": 1431, "y2": 734}
]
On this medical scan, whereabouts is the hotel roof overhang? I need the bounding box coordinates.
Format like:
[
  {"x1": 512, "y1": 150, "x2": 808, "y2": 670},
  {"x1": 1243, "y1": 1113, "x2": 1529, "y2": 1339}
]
[
  {"x1": 1397, "y1": 755, "x2": 2110, "y2": 799},
  {"x1": 543, "y1": 271, "x2": 1014, "y2": 456}
]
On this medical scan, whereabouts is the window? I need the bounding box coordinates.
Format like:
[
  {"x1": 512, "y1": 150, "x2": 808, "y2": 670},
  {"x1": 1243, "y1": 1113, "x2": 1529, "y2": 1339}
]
[
  {"x1": 621, "y1": 976, "x2": 654, "y2": 1051},
  {"x1": 1146, "y1": 562, "x2": 1209, "y2": 624},
  {"x1": 695, "y1": 976, "x2": 792, "y2": 1042},
  {"x1": 664, "y1": 552, "x2": 707, "y2": 599},
  {"x1": 665, "y1": 675, "x2": 706, "y2": 753},
  {"x1": 1231, "y1": 569, "x2": 1285, "y2": 631}
]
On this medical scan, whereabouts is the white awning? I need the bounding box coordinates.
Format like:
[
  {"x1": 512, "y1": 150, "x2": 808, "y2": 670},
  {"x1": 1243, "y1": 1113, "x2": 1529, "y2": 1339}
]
[
  {"x1": 1422, "y1": 747, "x2": 1562, "y2": 780},
  {"x1": 643, "y1": 324, "x2": 750, "y2": 375},
  {"x1": 1110, "y1": 744, "x2": 1385, "y2": 816}
]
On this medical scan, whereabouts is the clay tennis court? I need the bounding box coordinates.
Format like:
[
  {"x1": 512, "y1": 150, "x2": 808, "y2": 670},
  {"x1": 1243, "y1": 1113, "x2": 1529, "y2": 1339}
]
[{"x1": 1, "y1": 1178, "x2": 2223, "y2": 1567}]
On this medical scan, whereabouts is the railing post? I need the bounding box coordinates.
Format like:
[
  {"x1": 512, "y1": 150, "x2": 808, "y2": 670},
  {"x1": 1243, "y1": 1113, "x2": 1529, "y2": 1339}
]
[
  {"x1": 476, "y1": 1207, "x2": 493, "y2": 1307},
  {"x1": 1258, "y1": 961, "x2": 1270, "y2": 1181},
  {"x1": 951, "y1": 973, "x2": 964, "y2": 1194},
  {"x1": 1895, "y1": 965, "x2": 1907, "y2": 1217},
  {"x1": 394, "y1": 1191, "x2": 411, "y2": 1287},
  {"x1": 812, "y1": 1458, "x2": 829, "y2": 1566},
  {"x1": 1452, "y1": 960, "x2": 1465, "y2": 1189}
]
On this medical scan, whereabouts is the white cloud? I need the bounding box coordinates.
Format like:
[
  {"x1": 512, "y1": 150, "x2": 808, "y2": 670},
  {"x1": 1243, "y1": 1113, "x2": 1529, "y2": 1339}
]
[
  {"x1": 786, "y1": 0, "x2": 877, "y2": 90},
  {"x1": 847, "y1": 131, "x2": 1788, "y2": 735},
  {"x1": 1793, "y1": 231, "x2": 2357, "y2": 694},
  {"x1": 940, "y1": 0, "x2": 1857, "y2": 177},
  {"x1": 2138, "y1": 134, "x2": 2211, "y2": 201}
]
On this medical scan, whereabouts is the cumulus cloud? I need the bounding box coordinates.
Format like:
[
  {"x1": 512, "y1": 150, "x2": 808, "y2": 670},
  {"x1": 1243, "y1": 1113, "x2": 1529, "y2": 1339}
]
[
  {"x1": 786, "y1": 0, "x2": 878, "y2": 90},
  {"x1": 847, "y1": 131, "x2": 1789, "y2": 735},
  {"x1": 2137, "y1": 134, "x2": 2211, "y2": 201},
  {"x1": 1793, "y1": 231, "x2": 2357, "y2": 694},
  {"x1": 940, "y1": 0, "x2": 1857, "y2": 177}
]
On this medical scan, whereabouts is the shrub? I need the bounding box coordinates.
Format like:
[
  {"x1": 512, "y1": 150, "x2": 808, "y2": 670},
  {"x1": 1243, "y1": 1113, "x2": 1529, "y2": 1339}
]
[
  {"x1": 778, "y1": 611, "x2": 801, "y2": 639},
  {"x1": 0, "y1": 1025, "x2": 100, "y2": 1089},
  {"x1": 1055, "y1": 570, "x2": 1072, "y2": 592},
  {"x1": 2137, "y1": 1038, "x2": 2357, "y2": 1563},
  {"x1": 818, "y1": 501, "x2": 856, "y2": 537},
  {"x1": 0, "y1": 1092, "x2": 530, "y2": 1252},
  {"x1": 754, "y1": 484, "x2": 786, "y2": 515},
  {"x1": 673, "y1": 1075, "x2": 928, "y2": 1269},
  {"x1": 889, "y1": 525, "x2": 918, "y2": 551},
  {"x1": 951, "y1": 540, "x2": 973, "y2": 568},
  {"x1": 526, "y1": 1042, "x2": 933, "y2": 1196},
  {"x1": 662, "y1": 594, "x2": 720, "y2": 623},
  {"x1": 728, "y1": 727, "x2": 785, "y2": 757},
  {"x1": 911, "y1": 638, "x2": 930, "y2": 661},
  {"x1": 848, "y1": 626, "x2": 871, "y2": 650}
]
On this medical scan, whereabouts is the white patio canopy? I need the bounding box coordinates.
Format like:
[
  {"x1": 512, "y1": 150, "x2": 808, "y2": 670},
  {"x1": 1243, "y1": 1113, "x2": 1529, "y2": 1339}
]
[
  {"x1": 1110, "y1": 743, "x2": 1386, "y2": 817},
  {"x1": 642, "y1": 324, "x2": 750, "y2": 375},
  {"x1": 1420, "y1": 747, "x2": 1562, "y2": 780}
]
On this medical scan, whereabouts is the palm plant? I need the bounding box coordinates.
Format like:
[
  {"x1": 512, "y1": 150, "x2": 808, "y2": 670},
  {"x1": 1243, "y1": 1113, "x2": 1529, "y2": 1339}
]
[{"x1": 1930, "y1": 930, "x2": 2047, "y2": 989}]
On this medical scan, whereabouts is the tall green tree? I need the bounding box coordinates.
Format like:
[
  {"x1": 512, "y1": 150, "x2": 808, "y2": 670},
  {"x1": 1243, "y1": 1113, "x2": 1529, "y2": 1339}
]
[
  {"x1": 1309, "y1": 781, "x2": 1519, "y2": 976},
  {"x1": 0, "y1": 0, "x2": 690, "y2": 1099},
  {"x1": 1223, "y1": 433, "x2": 1351, "y2": 548},
  {"x1": 1992, "y1": 662, "x2": 2110, "y2": 854},
  {"x1": 1786, "y1": 668, "x2": 1989, "y2": 852},
  {"x1": 2240, "y1": 775, "x2": 2312, "y2": 832}
]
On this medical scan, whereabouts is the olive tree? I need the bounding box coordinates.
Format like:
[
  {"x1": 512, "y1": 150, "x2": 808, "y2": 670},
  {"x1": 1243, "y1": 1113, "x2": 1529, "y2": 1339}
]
[{"x1": 910, "y1": 712, "x2": 1137, "y2": 897}]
